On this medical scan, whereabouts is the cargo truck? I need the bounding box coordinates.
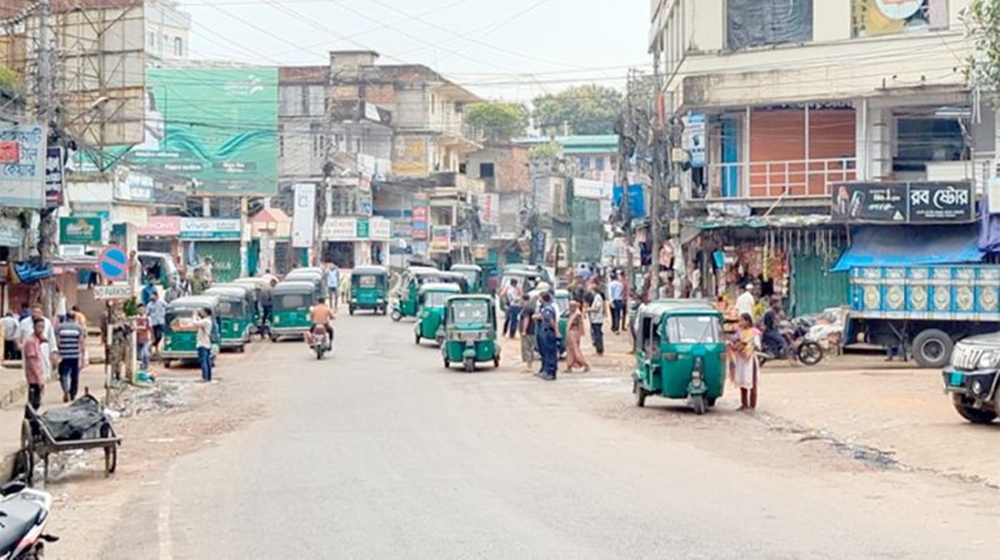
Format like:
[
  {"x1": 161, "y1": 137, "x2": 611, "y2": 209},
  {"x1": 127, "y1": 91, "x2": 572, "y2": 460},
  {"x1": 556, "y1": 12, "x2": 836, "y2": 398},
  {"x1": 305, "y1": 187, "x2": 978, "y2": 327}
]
[{"x1": 843, "y1": 265, "x2": 1000, "y2": 368}]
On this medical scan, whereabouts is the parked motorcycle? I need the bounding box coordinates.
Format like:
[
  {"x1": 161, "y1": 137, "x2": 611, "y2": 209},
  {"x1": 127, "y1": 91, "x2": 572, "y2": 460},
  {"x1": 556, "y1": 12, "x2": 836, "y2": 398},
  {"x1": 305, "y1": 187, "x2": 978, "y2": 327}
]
[
  {"x1": 0, "y1": 481, "x2": 57, "y2": 559},
  {"x1": 758, "y1": 318, "x2": 824, "y2": 366},
  {"x1": 309, "y1": 324, "x2": 333, "y2": 360}
]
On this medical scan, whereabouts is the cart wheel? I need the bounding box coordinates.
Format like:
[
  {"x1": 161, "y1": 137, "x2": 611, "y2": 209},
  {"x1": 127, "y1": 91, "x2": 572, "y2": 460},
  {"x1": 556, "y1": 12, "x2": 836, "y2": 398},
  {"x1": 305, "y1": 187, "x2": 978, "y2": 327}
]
[
  {"x1": 691, "y1": 395, "x2": 707, "y2": 416},
  {"x1": 105, "y1": 444, "x2": 118, "y2": 476},
  {"x1": 633, "y1": 380, "x2": 647, "y2": 408},
  {"x1": 20, "y1": 419, "x2": 34, "y2": 485}
]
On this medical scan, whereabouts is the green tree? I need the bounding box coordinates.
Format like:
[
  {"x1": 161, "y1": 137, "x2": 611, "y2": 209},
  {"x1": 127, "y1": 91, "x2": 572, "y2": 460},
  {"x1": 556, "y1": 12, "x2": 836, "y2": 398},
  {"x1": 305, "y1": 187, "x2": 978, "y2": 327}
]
[
  {"x1": 464, "y1": 101, "x2": 529, "y2": 142},
  {"x1": 966, "y1": 0, "x2": 1000, "y2": 91},
  {"x1": 0, "y1": 68, "x2": 19, "y2": 95},
  {"x1": 533, "y1": 84, "x2": 623, "y2": 136}
]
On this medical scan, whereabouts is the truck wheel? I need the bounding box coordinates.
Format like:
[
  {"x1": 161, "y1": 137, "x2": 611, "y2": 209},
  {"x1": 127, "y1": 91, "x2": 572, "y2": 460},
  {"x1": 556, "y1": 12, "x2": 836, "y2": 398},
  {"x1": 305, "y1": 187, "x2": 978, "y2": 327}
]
[
  {"x1": 952, "y1": 396, "x2": 997, "y2": 424},
  {"x1": 912, "y1": 329, "x2": 953, "y2": 369}
]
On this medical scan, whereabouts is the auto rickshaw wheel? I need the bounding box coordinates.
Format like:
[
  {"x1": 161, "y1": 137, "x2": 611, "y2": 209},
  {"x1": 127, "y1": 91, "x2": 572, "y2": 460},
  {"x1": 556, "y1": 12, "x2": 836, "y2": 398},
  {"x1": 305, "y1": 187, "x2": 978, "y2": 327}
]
[
  {"x1": 349, "y1": 306, "x2": 355, "y2": 316},
  {"x1": 707, "y1": 397, "x2": 717, "y2": 408},
  {"x1": 415, "y1": 333, "x2": 420, "y2": 344},
  {"x1": 493, "y1": 356, "x2": 500, "y2": 368},
  {"x1": 463, "y1": 358, "x2": 475, "y2": 373},
  {"x1": 391, "y1": 310, "x2": 402, "y2": 322},
  {"x1": 444, "y1": 358, "x2": 450, "y2": 368},
  {"x1": 691, "y1": 395, "x2": 707, "y2": 416},
  {"x1": 633, "y1": 381, "x2": 647, "y2": 408}
]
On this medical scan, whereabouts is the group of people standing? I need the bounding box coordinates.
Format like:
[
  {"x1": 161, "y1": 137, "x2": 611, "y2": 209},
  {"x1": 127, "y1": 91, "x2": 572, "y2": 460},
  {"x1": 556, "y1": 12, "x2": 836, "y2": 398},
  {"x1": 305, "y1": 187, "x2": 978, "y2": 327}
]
[
  {"x1": 1, "y1": 304, "x2": 90, "y2": 410},
  {"x1": 500, "y1": 266, "x2": 635, "y2": 382}
]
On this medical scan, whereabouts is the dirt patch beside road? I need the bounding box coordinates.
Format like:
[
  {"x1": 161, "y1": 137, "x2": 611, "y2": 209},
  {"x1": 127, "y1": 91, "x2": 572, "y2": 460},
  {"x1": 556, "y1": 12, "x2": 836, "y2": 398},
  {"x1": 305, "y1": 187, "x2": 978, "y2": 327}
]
[{"x1": 38, "y1": 348, "x2": 270, "y2": 560}]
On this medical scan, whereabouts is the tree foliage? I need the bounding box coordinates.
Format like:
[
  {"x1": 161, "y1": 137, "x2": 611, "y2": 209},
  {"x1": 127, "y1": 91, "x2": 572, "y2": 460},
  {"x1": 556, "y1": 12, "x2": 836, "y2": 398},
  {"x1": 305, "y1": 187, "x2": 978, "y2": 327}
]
[
  {"x1": 464, "y1": 101, "x2": 528, "y2": 142},
  {"x1": 533, "y1": 84, "x2": 623, "y2": 136},
  {"x1": 966, "y1": 0, "x2": 1000, "y2": 91},
  {"x1": 0, "y1": 68, "x2": 19, "y2": 95}
]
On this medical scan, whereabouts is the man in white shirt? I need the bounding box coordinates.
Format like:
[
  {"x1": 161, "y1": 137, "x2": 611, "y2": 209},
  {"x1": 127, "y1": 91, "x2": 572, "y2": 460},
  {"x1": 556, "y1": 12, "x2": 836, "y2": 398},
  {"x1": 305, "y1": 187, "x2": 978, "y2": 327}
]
[
  {"x1": 736, "y1": 284, "x2": 756, "y2": 319},
  {"x1": 326, "y1": 263, "x2": 341, "y2": 312},
  {"x1": 588, "y1": 285, "x2": 606, "y2": 356},
  {"x1": 1, "y1": 311, "x2": 20, "y2": 361}
]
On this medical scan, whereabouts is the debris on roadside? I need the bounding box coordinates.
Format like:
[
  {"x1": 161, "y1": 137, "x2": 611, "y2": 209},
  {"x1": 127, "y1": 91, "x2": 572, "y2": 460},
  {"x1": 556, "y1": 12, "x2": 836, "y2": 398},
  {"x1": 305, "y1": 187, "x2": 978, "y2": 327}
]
[{"x1": 110, "y1": 381, "x2": 191, "y2": 418}]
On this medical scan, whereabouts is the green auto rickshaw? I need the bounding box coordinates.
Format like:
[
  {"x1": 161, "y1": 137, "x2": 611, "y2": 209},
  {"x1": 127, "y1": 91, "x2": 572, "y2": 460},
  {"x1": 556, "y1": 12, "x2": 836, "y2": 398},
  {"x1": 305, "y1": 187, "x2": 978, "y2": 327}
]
[
  {"x1": 270, "y1": 281, "x2": 321, "y2": 341},
  {"x1": 441, "y1": 294, "x2": 500, "y2": 372},
  {"x1": 391, "y1": 267, "x2": 469, "y2": 322},
  {"x1": 162, "y1": 295, "x2": 221, "y2": 368},
  {"x1": 230, "y1": 277, "x2": 270, "y2": 319},
  {"x1": 349, "y1": 266, "x2": 389, "y2": 315},
  {"x1": 204, "y1": 286, "x2": 254, "y2": 352},
  {"x1": 632, "y1": 300, "x2": 726, "y2": 415},
  {"x1": 450, "y1": 264, "x2": 483, "y2": 294},
  {"x1": 414, "y1": 283, "x2": 463, "y2": 346}
]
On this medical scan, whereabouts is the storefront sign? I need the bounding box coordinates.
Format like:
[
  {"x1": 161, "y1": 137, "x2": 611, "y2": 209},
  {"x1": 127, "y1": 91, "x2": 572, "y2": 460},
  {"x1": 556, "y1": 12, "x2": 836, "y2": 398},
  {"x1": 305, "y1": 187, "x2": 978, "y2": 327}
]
[
  {"x1": 116, "y1": 171, "x2": 154, "y2": 203},
  {"x1": 832, "y1": 182, "x2": 974, "y2": 224},
  {"x1": 0, "y1": 217, "x2": 23, "y2": 248},
  {"x1": 685, "y1": 113, "x2": 706, "y2": 168},
  {"x1": 292, "y1": 183, "x2": 316, "y2": 248},
  {"x1": 321, "y1": 217, "x2": 391, "y2": 241},
  {"x1": 59, "y1": 216, "x2": 103, "y2": 245},
  {"x1": 0, "y1": 123, "x2": 46, "y2": 208},
  {"x1": 45, "y1": 147, "x2": 65, "y2": 207},
  {"x1": 430, "y1": 226, "x2": 451, "y2": 253},
  {"x1": 411, "y1": 193, "x2": 429, "y2": 242},
  {"x1": 908, "y1": 183, "x2": 974, "y2": 223},
  {"x1": 138, "y1": 216, "x2": 182, "y2": 237},
  {"x1": 179, "y1": 218, "x2": 241, "y2": 240}
]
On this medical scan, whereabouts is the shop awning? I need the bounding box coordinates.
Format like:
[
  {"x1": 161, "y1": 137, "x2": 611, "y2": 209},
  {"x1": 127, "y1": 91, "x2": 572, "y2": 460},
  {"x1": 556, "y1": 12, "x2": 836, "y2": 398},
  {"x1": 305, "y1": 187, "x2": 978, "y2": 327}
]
[{"x1": 833, "y1": 225, "x2": 984, "y2": 272}]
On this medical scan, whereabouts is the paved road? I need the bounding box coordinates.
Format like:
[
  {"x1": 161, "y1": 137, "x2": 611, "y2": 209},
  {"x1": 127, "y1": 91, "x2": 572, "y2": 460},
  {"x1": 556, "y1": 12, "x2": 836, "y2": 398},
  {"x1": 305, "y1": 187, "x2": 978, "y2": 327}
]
[{"x1": 102, "y1": 315, "x2": 999, "y2": 559}]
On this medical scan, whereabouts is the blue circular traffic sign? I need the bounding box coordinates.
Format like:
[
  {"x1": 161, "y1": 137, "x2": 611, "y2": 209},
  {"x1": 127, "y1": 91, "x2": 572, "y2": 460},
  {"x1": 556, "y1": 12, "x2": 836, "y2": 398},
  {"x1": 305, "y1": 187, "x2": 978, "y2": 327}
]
[{"x1": 99, "y1": 245, "x2": 129, "y2": 281}]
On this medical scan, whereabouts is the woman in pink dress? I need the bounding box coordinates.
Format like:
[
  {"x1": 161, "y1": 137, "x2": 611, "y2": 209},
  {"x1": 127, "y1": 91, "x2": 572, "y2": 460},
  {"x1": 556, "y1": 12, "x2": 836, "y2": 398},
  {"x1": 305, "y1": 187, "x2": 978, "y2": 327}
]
[{"x1": 564, "y1": 301, "x2": 591, "y2": 373}]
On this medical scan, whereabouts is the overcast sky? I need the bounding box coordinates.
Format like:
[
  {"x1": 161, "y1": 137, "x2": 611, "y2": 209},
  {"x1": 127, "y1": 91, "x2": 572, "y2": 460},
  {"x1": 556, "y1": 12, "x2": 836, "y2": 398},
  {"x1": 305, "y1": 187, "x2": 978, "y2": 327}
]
[{"x1": 177, "y1": 0, "x2": 651, "y2": 101}]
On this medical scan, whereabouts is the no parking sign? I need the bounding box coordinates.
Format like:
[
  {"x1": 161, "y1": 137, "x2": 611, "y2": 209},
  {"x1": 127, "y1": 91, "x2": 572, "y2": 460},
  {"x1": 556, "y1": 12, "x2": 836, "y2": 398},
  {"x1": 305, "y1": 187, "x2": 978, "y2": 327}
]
[{"x1": 98, "y1": 245, "x2": 129, "y2": 281}]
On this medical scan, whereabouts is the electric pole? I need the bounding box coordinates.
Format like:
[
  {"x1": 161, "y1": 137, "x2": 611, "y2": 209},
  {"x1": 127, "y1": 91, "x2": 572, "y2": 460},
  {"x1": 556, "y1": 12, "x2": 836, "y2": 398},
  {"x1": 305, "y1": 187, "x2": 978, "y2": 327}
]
[
  {"x1": 35, "y1": 0, "x2": 58, "y2": 315},
  {"x1": 615, "y1": 69, "x2": 637, "y2": 288}
]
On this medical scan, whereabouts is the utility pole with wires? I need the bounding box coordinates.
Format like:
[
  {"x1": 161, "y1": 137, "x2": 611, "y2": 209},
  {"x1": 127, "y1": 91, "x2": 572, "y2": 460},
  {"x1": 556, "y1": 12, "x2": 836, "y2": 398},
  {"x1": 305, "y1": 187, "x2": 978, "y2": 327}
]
[
  {"x1": 614, "y1": 69, "x2": 643, "y2": 289},
  {"x1": 34, "y1": 0, "x2": 60, "y2": 315}
]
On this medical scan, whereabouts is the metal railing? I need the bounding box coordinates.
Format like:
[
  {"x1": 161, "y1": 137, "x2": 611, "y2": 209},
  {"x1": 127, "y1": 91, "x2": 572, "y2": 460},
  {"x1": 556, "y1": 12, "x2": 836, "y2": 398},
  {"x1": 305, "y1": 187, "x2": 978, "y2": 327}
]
[{"x1": 705, "y1": 158, "x2": 857, "y2": 199}]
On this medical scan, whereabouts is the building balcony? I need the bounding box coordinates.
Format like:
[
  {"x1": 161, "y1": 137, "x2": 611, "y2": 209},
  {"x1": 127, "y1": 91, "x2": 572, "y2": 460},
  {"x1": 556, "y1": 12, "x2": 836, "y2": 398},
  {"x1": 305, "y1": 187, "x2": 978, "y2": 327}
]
[{"x1": 700, "y1": 157, "x2": 857, "y2": 202}]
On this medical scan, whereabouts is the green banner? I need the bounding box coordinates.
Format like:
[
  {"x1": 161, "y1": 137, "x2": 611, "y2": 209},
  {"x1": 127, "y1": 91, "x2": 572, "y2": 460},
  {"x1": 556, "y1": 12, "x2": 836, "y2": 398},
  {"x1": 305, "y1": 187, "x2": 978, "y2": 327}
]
[
  {"x1": 356, "y1": 218, "x2": 370, "y2": 239},
  {"x1": 59, "y1": 216, "x2": 103, "y2": 245},
  {"x1": 126, "y1": 68, "x2": 279, "y2": 196}
]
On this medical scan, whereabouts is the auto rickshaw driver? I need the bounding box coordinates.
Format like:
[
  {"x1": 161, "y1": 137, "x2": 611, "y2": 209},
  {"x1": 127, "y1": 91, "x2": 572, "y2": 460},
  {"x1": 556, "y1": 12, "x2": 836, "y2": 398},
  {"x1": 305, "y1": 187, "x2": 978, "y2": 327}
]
[{"x1": 309, "y1": 297, "x2": 336, "y2": 341}]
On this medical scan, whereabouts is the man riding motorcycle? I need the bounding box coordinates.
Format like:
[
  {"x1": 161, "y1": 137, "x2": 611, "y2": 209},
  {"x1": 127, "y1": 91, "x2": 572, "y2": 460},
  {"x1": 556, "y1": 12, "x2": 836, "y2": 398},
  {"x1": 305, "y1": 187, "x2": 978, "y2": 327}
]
[
  {"x1": 309, "y1": 297, "x2": 336, "y2": 344},
  {"x1": 761, "y1": 297, "x2": 789, "y2": 358}
]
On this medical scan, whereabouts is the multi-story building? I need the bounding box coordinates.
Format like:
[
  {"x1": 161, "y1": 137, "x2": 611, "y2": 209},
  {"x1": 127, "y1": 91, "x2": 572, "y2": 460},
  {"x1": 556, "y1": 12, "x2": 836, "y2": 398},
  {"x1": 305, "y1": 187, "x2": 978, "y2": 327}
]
[
  {"x1": 145, "y1": 0, "x2": 191, "y2": 64},
  {"x1": 649, "y1": 0, "x2": 988, "y2": 314},
  {"x1": 277, "y1": 51, "x2": 483, "y2": 268}
]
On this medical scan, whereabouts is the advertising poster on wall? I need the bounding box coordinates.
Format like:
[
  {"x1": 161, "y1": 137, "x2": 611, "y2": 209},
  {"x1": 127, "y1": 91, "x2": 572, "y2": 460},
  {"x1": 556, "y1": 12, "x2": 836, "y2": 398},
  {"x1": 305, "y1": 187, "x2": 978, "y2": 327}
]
[
  {"x1": 0, "y1": 123, "x2": 47, "y2": 208},
  {"x1": 128, "y1": 68, "x2": 279, "y2": 195},
  {"x1": 293, "y1": 183, "x2": 316, "y2": 248}
]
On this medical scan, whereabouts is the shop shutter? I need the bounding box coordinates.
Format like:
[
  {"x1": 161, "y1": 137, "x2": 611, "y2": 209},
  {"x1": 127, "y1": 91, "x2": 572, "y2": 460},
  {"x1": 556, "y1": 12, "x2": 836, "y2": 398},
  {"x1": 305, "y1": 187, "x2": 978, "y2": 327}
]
[{"x1": 791, "y1": 252, "x2": 849, "y2": 316}]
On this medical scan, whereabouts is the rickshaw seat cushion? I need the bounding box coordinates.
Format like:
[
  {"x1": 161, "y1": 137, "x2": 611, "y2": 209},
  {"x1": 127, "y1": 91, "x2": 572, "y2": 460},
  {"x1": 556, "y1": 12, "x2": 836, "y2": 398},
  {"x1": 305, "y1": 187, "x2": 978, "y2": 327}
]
[{"x1": 39, "y1": 395, "x2": 105, "y2": 441}]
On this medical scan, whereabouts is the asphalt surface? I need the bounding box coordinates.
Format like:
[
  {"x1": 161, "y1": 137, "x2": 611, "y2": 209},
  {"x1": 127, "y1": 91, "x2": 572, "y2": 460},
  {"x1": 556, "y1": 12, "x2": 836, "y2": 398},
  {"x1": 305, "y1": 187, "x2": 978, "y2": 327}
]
[{"x1": 100, "y1": 314, "x2": 999, "y2": 559}]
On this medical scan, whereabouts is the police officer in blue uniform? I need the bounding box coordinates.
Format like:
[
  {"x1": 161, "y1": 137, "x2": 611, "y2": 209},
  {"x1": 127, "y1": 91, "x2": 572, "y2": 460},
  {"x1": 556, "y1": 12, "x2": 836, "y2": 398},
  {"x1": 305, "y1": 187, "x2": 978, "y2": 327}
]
[{"x1": 536, "y1": 291, "x2": 560, "y2": 380}]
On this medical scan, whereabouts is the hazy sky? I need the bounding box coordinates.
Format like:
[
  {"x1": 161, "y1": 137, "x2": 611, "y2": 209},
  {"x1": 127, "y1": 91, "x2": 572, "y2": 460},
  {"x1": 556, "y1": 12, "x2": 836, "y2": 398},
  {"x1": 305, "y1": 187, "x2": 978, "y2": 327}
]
[{"x1": 176, "y1": 0, "x2": 651, "y2": 101}]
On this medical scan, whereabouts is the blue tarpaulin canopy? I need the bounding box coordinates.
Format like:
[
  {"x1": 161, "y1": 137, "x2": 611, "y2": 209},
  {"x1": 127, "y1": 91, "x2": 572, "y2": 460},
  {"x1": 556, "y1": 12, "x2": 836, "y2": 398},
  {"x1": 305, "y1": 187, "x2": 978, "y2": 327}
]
[{"x1": 833, "y1": 225, "x2": 984, "y2": 272}]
